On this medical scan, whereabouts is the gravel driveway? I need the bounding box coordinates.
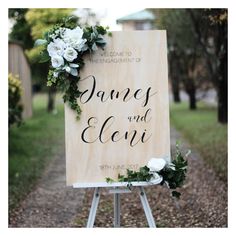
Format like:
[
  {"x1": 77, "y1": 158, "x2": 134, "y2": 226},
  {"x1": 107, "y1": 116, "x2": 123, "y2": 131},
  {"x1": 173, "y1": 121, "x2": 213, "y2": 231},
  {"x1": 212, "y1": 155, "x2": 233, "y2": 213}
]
[{"x1": 9, "y1": 127, "x2": 227, "y2": 227}]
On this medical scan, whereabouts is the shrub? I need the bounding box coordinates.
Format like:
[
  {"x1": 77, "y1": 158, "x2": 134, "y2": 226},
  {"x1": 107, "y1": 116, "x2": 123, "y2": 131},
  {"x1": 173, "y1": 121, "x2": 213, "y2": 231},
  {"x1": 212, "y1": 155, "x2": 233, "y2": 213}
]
[{"x1": 8, "y1": 73, "x2": 23, "y2": 127}]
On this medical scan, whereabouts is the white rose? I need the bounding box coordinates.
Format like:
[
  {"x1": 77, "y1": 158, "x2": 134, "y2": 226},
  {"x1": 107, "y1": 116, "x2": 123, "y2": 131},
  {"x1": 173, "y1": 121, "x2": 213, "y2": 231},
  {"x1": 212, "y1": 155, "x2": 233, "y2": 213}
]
[
  {"x1": 63, "y1": 26, "x2": 87, "y2": 51},
  {"x1": 63, "y1": 26, "x2": 84, "y2": 41},
  {"x1": 47, "y1": 38, "x2": 66, "y2": 57},
  {"x1": 150, "y1": 172, "x2": 163, "y2": 184},
  {"x1": 63, "y1": 47, "x2": 78, "y2": 62},
  {"x1": 51, "y1": 55, "x2": 64, "y2": 68},
  {"x1": 147, "y1": 158, "x2": 166, "y2": 172},
  {"x1": 75, "y1": 38, "x2": 87, "y2": 51}
]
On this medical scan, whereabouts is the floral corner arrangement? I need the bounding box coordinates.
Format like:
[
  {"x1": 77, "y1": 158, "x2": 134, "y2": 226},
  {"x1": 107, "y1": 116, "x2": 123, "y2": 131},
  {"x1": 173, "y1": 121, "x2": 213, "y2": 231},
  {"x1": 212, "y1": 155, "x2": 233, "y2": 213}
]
[
  {"x1": 106, "y1": 144, "x2": 190, "y2": 199},
  {"x1": 35, "y1": 17, "x2": 111, "y2": 119}
]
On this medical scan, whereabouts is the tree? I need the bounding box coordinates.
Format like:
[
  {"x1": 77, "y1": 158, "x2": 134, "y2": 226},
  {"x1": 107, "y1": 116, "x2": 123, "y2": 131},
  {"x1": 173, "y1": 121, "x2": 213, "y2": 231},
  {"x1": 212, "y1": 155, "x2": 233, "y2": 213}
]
[
  {"x1": 153, "y1": 9, "x2": 206, "y2": 110},
  {"x1": 169, "y1": 48, "x2": 181, "y2": 103},
  {"x1": 9, "y1": 9, "x2": 33, "y2": 49},
  {"x1": 188, "y1": 9, "x2": 228, "y2": 123},
  {"x1": 152, "y1": 8, "x2": 227, "y2": 121}
]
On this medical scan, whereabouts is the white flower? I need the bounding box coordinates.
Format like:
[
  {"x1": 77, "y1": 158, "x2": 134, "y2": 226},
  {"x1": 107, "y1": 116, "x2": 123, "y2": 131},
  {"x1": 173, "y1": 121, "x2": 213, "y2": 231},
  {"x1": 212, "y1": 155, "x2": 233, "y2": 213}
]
[
  {"x1": 63, "y1": 26, "x2": 87, "y2": 51},
  {"x1": 147, "y1": 158, "x2": 166, "y2": 172},
  {"x1": 65, "y1": 66, "x2": 71, "y2": 73},
  {"x1": 75, "y1": 38, "x2": 87, "y2": 51},
  {"x1": 47, "y1": 38, "x2": 66, "y2": 57},
  {"x1": 63, "y1": 65, "x2": 78, "y2": 76},
  {"x1": 63, "y1": 47, "x2": 78, "y2": 62},
  {"x1": 64, "y1": 26, "x2": 84, "y2": 41},
  {"x1": 51, "y1": 55, "x2": 64, "y2": 68},
  {"x1": 150, "y1": 172, "x2": 162, "y2": 184},
  {"x1": 53, "y1": 71, "x2": 59, "y2": 78}
]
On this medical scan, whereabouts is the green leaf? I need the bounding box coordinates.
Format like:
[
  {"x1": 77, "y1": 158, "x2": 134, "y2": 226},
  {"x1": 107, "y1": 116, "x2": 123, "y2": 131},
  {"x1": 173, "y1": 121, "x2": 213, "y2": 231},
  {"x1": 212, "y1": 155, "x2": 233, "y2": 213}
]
[
  {"x1": 39, "y1": 50, "x2": 50, "y2": 63},
  {"x1": 172, "y1": 191, "x2": 181, "y2": 199},
  {"x1": 34, "y1": 39, "x2": 47, "y2": 47},
  {"x1": 92, "y1": 43, "x2": 98, "y2": 51},
  {"x1": 47, "y1": 81, "x2": 52, "y2": 86},
  {"x1": 106, "y1": 177, "x2": 115, "y2": 183},
  {"x1": 96, "y1": 38, "x2": 106, "y2": 44}
]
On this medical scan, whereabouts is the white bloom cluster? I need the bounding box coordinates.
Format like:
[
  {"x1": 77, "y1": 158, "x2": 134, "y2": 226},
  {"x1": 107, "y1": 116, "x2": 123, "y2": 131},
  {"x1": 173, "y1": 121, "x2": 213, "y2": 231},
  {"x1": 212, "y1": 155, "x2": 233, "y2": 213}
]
[
  {"x1": 47, "y1": 26, "x2": 88, "y2": 77},
  {"x1": 147, "y1": 158, "x2": 167, "y2": 184}
]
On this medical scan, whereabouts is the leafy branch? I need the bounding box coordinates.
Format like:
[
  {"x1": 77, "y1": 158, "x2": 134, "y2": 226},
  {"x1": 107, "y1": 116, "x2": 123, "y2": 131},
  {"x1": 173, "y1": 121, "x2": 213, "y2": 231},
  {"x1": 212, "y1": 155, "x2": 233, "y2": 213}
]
[{"x1": 106, "y1": 144, "x2": 190, "y2": 199}]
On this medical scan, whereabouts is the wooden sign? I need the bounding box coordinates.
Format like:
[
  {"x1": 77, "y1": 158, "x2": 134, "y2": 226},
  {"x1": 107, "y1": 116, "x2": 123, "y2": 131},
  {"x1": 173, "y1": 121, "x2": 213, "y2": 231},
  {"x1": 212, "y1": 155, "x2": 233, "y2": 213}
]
[{"x1": 65, "y1": 31, "x2": 170, "y2": 186}]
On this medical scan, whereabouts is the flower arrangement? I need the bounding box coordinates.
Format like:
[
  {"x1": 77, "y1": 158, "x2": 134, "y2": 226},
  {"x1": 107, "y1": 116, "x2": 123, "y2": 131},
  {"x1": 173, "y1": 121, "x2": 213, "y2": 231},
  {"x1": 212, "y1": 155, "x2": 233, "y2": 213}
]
[
  {"x1": 35, "y1": 17, "x2": 110, "y2": 119},
  {"x1": 106, "y1": 144, "x2": 190, "y2": 199}
]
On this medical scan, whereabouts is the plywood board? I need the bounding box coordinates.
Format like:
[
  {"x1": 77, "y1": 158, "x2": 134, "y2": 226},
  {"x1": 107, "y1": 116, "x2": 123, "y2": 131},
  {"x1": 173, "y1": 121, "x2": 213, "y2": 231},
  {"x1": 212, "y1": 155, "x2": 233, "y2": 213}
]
[{"x1": 65, "y1": 31, "x2": 170, "y2": 186}]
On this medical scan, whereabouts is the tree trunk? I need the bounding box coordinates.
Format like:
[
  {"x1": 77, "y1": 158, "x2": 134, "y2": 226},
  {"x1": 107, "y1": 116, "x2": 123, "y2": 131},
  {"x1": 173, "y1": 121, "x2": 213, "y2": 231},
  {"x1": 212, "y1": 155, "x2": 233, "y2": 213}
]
[
  {"x1": 185, "y1": 79, "x2": 197, "y2": 110},
  {"x1": 172, "y1": 77, "x2": 181, "y2": 103},
  {"x1": 169, "y1": 50, "x2": 181, "y2": 103},
  {"x1": 189, "y1": 87, "x2": 196, "y2": 110},
  {"x1": 47, "y1": 86, "x2": 56, "y2": 113},
  {"x1": 217, "y1": 46, "x2": 228, "y2": 124},
  {"x1": 217, "y1": 19, "x2": 228, "y2": 124}
]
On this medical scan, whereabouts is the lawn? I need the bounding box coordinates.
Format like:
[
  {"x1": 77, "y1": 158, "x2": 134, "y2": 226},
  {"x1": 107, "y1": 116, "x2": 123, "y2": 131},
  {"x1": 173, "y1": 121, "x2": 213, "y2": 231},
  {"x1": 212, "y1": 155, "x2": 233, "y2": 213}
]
[
  {"x1": 170, "y1": 102, "x2": 227, "y2": 181},
  {"x1": 9, "y1": 94, "x2": 65, "y2": 211}
]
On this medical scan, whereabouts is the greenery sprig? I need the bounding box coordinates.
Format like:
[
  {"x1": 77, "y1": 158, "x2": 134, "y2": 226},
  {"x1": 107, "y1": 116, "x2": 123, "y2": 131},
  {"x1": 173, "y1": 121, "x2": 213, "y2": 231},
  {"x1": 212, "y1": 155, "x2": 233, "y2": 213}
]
[
  {"x1": 35, "y1": 16, "x2": 111, "y2": 119},
  {"x1": 106, "y1": 143, "x2": 190, "y2": 199}
]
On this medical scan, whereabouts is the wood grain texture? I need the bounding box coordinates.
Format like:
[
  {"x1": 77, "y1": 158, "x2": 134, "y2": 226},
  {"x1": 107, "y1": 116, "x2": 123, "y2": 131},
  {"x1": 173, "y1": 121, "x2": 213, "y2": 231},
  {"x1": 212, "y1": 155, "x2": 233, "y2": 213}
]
[
  {"x1": 8, "y1": 42, "x2": 32, "y2": 119},
  {"x1": 65, "y1": 31, "x2": 170, "y2": 186}
]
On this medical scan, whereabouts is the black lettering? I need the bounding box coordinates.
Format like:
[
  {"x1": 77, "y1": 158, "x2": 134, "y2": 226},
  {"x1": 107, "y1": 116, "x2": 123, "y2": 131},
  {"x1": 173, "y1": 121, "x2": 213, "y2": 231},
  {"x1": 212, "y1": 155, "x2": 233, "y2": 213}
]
[
  {"x1": 81, "y1": 117, "x2": 98, "y2": 143},
  {"x1": 79, "y1": 75, "x2": 96, "y2": 104}
]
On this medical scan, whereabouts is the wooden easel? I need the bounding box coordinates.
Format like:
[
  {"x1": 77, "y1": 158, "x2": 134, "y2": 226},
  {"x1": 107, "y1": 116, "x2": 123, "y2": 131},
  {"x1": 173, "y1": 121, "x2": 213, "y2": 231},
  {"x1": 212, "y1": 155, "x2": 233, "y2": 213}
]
[{"x1": 73, "y1": 181, "x2": 160, "y2": 228}]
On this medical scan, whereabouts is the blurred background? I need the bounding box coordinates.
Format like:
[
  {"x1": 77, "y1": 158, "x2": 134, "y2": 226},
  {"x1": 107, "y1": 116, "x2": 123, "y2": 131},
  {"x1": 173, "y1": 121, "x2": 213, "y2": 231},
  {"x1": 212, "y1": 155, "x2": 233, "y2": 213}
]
[{"x1": 8, "y1": 8, "x2": 227, "y2": 227}]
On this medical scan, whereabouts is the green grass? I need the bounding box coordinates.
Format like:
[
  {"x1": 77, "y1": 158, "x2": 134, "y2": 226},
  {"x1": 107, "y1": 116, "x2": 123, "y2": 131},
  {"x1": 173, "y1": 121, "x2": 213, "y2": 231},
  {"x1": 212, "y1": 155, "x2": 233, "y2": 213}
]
[
  {"x1": 170, "y1": 102, "x2": 227, "y2": 181},
  {"x1": 9, "y1": 94, "x2": 65, "y2": 211}
]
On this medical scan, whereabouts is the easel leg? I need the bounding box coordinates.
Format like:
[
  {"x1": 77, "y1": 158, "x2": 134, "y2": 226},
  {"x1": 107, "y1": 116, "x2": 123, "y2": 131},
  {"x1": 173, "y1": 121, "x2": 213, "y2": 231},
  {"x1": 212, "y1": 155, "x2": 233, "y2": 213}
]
[
  {"x1": 139, "y1": 186, "x2": 156, "y2": 228},
  {"x1": 86, "y1": 187, "x2": 100, "y2": 228},
  {"x1": 114, "y1": 192, "x2": 121, "y2": 227}
]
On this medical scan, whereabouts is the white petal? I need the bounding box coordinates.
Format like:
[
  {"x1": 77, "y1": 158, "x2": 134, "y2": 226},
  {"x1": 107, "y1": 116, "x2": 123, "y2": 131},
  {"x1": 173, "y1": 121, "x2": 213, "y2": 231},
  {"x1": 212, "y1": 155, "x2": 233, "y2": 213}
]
[
  {"x1": 65, "y1": 66, "x2": 71, "y2": 73},
  {"x1": 53, "y1": 72, "x2": 59, "y2": 78},
  {"x1": 147, "y1": 158, "x2": 166, "y2": 172}
]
